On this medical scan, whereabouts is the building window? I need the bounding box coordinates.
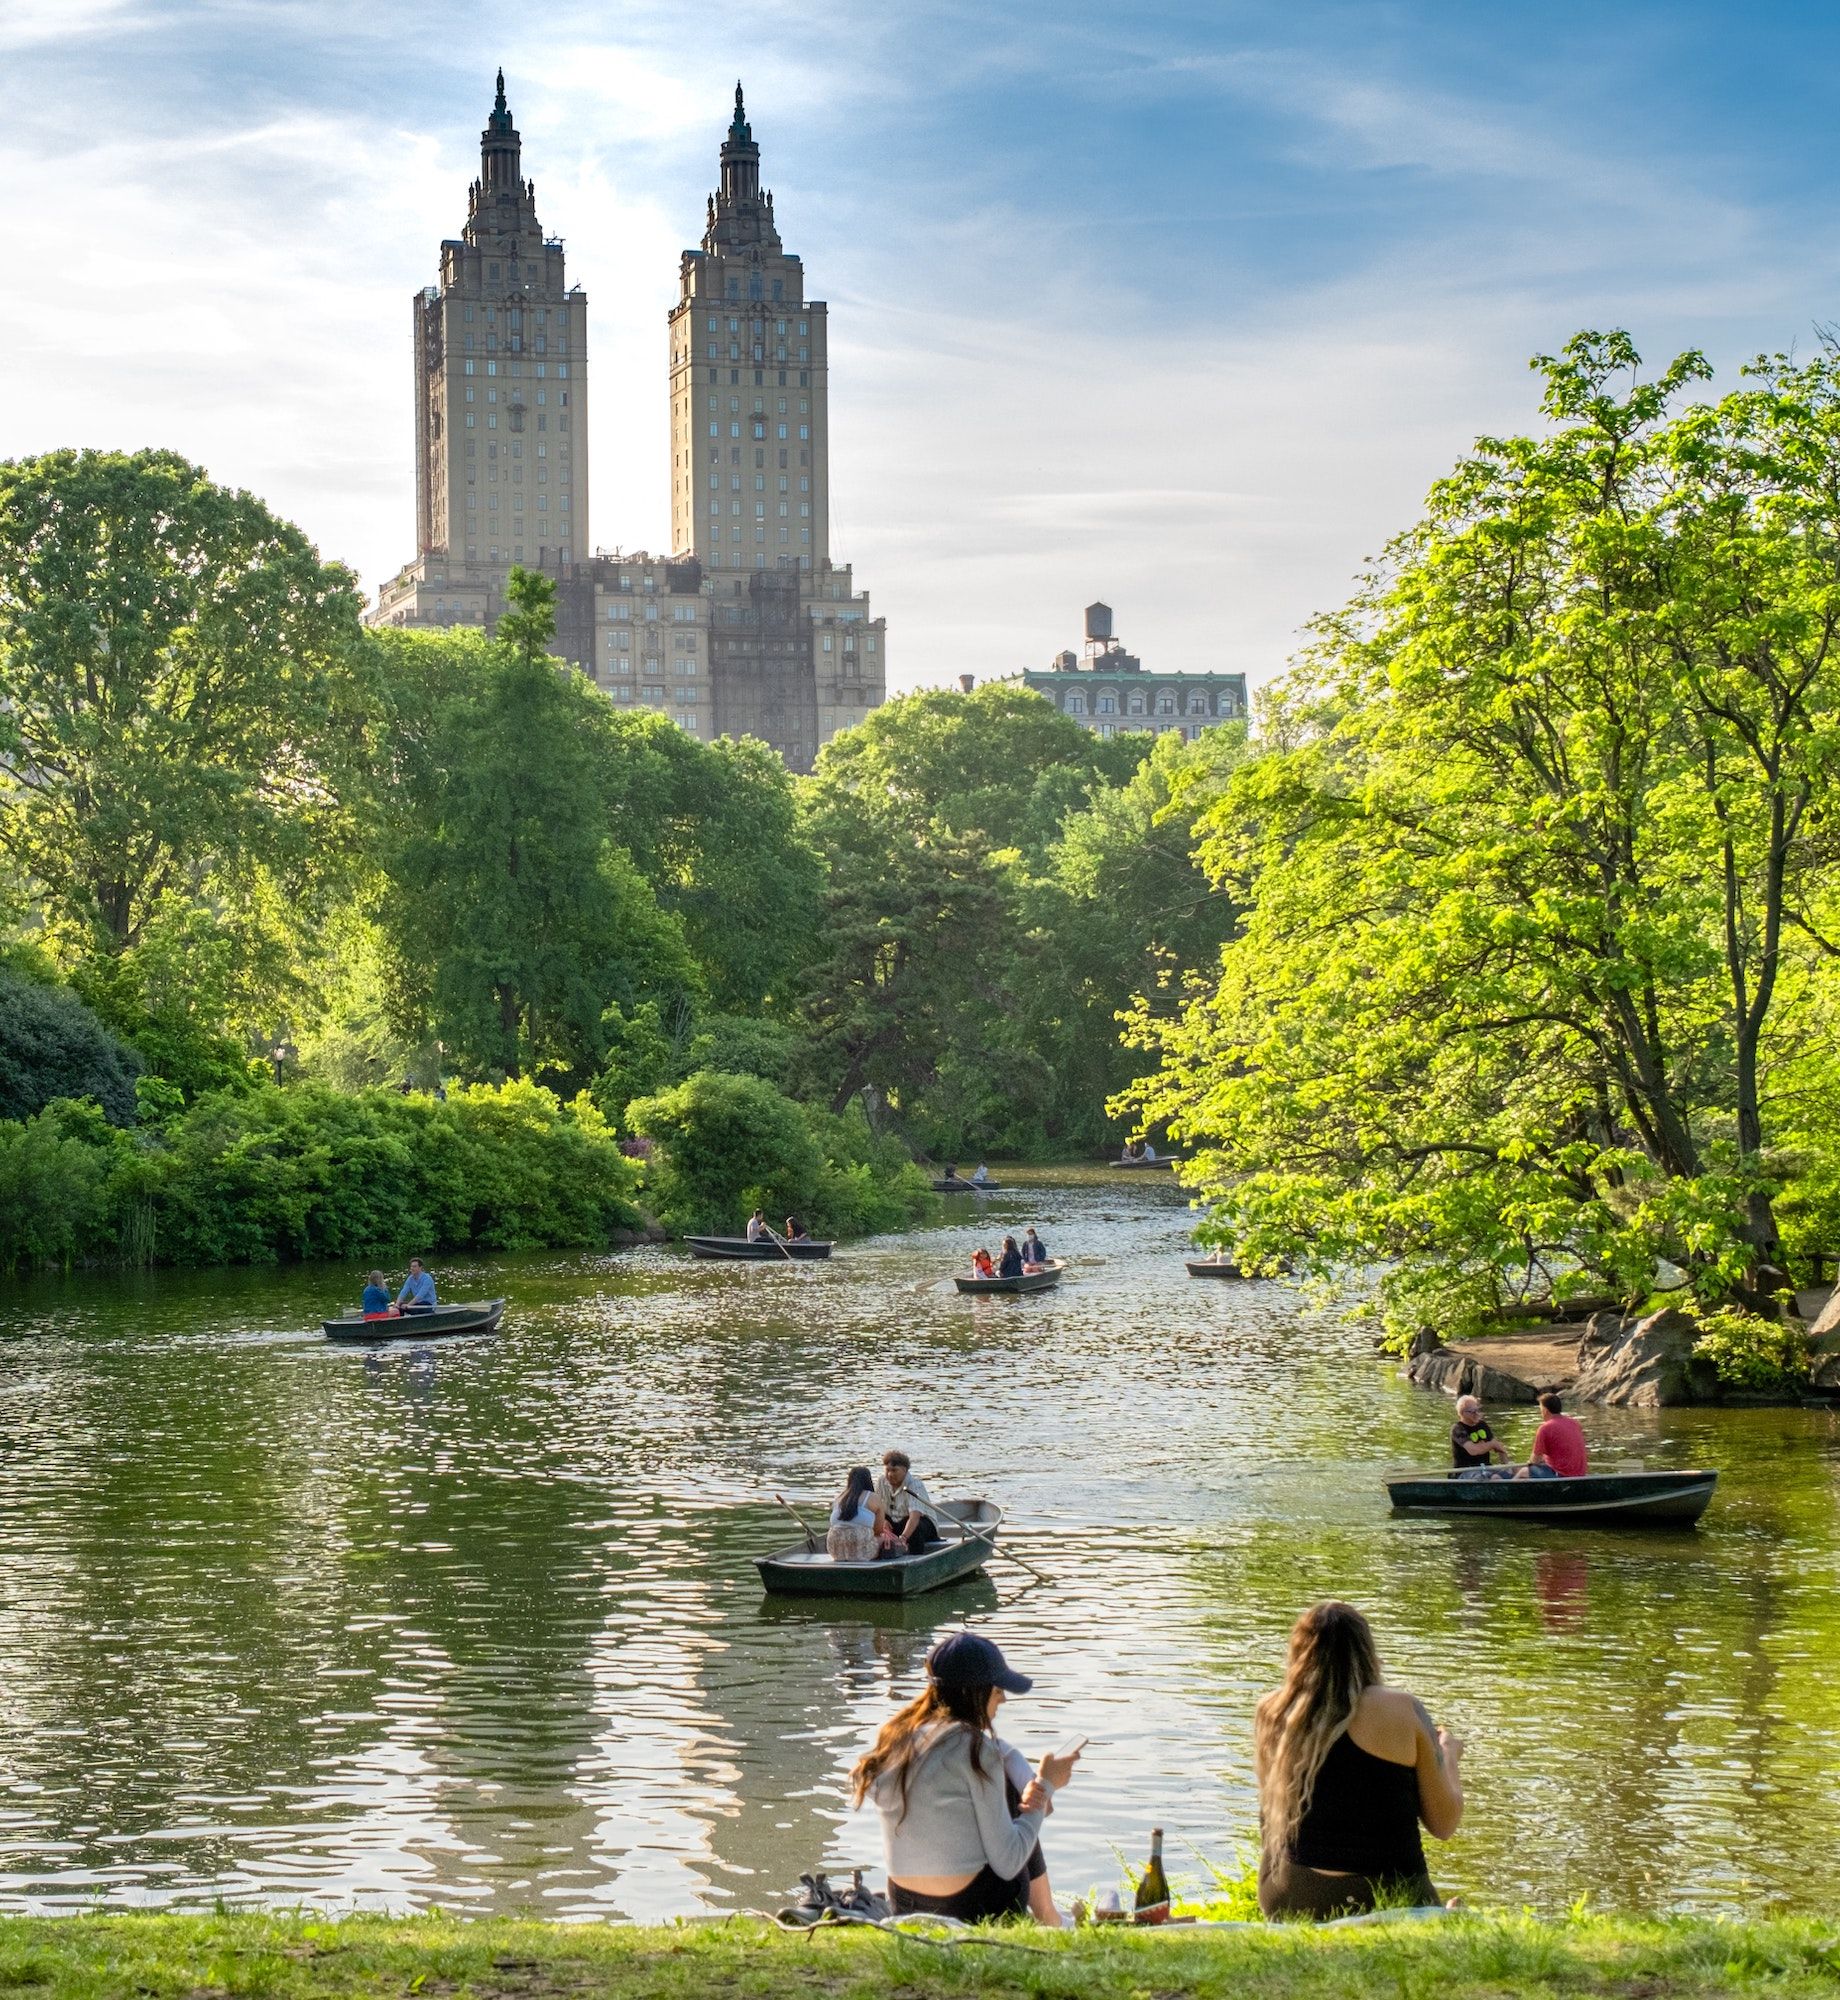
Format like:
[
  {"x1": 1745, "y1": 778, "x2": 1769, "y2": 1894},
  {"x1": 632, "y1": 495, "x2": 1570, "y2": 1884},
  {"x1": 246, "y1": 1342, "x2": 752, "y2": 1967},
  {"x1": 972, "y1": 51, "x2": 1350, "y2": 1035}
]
[
  {"x1": 1098, "y1": 694, "x2": 1116, "y2": 714},
  {"x1": 1156, "y1": 693, "x2": 1176, "y2": 715},
  {"x1": 1066, "y1": 693, "x2": 1086, "y2": 716}
]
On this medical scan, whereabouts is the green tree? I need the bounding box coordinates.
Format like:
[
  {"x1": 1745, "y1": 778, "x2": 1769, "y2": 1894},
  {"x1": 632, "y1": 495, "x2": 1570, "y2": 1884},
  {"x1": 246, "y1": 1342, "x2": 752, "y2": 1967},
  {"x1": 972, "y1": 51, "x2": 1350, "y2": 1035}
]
[
  {"x1": 807, "y1": 682, "x2": 1136, "y2": 865},
  {"x1": 0, "y1": 448, "x2": 370, "y2": 954},
  {"x1": 796, "y1": 684, "x2": 1144, "y2": 1143},
  {"x1": 597, "y1": 717, "x2": 822, "y2": 1011},
  {"x1": 0, "y1": 966, "x2": 142, "y2": 1125},
  {"x1": 378, "y1": 569, "x2": 699, "y2": 1086},
  {"x1": 1123, "y1": 333, "x2": 1840, "y2": 1336}
]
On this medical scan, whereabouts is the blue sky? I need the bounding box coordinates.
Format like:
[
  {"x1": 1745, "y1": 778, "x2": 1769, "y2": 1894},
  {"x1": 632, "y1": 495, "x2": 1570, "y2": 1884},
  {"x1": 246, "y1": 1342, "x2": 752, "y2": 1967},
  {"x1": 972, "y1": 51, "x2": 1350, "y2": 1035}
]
[{"x1": 3, "y1": 0, "x2": 1834, "y2": 691}]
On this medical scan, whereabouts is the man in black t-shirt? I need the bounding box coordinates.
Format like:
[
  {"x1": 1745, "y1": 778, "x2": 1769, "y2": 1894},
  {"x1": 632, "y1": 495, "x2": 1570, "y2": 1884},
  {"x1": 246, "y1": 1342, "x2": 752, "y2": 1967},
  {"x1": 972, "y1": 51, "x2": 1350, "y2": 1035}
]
[{"x1": 1450, "y1": 1394, "x2": 1508, "y2": 1475}]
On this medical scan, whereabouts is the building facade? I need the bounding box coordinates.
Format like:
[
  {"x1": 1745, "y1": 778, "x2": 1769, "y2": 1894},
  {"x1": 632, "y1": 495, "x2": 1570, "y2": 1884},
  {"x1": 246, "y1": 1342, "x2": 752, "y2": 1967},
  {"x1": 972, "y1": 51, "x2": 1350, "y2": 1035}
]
[
  {"x1": 1012, "y1": 602, "x2": 1247, "y2": 743},
  {"x1": 370, "y1": 77, "x2": 883, "y2": 774}
]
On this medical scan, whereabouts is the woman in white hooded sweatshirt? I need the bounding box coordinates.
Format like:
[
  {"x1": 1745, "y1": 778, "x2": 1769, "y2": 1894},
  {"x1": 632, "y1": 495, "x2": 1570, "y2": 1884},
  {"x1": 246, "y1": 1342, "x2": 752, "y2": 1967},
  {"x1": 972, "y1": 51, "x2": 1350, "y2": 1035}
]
[{"x1": 850, "y1": 1633, "x2": 1081, "y2": 1923}]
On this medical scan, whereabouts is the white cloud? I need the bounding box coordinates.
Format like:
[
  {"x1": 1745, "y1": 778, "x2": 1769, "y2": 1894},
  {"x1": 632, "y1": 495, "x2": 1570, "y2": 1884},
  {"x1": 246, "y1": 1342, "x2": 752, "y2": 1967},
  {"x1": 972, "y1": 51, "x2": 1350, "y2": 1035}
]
[{"x1": 1, "y1": 0, "x2": 1833, "y2": 706}]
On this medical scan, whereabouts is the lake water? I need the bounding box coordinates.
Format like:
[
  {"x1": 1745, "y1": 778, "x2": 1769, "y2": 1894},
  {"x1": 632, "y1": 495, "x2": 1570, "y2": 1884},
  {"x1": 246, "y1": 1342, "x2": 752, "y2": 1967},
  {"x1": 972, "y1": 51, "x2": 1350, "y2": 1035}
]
[{"x1": 0, "y1": 1169, "x2": 1836, "y2": 1920}]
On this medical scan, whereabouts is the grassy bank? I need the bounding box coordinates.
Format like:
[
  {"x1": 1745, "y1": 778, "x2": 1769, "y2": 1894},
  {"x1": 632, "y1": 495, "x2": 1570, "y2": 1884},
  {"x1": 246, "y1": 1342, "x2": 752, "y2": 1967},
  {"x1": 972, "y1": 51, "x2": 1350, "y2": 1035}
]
[{"x1": 2, "y1": 1911, "x2": 1837, "y2": 1999}]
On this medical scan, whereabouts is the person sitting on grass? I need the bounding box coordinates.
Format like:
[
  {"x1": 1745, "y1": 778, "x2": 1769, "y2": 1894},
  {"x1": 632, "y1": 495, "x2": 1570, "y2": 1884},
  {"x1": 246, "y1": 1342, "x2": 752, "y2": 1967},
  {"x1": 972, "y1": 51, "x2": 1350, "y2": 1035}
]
[
  {"x1": 852, "y1": 1632, "x2": 1080, "y2": 1925},
  {"x1": 1255, "y1": 1600, "x2": 1463, "y2": 1920}
]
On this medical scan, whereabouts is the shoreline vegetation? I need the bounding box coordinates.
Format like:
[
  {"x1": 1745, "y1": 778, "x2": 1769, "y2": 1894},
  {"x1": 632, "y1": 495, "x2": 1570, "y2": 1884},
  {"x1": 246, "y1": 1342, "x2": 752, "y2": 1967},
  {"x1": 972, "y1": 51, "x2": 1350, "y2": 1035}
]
[
  {"x1": 0, "y1": 1910, "x2": 1836, "y2": 1999},
  {"x1": 1, "y1": 454, "x2": 1242, "y2": 1280}
]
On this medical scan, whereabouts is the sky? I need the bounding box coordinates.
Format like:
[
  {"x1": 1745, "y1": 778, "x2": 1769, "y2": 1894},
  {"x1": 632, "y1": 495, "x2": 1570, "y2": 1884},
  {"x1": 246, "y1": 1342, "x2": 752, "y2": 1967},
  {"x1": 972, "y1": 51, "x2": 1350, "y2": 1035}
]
[{"x1": 3, "y1": 0, "x2": 1837, "y2": 694}]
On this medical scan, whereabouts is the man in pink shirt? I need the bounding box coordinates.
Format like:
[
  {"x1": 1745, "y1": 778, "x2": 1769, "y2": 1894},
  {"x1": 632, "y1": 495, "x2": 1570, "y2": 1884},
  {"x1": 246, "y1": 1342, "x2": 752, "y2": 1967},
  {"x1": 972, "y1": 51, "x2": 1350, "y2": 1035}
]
[{"x1": 1522, "y1": 1392, "x2": 1589, "y2": 1479}]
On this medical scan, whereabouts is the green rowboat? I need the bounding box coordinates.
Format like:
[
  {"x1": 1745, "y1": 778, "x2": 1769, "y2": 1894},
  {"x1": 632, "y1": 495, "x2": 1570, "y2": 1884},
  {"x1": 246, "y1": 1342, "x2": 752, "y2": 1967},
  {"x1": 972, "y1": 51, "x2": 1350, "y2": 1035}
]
[
  {"x1": 323, "y1": 1299, "x2": 506, "y2": 1344},
  {"x1": 954, "y1": 1261, "x2": 1063, "y2": 1295},
  {"x1": 756, "y1": 1499, "x2": 1004, "y2": 1598}
]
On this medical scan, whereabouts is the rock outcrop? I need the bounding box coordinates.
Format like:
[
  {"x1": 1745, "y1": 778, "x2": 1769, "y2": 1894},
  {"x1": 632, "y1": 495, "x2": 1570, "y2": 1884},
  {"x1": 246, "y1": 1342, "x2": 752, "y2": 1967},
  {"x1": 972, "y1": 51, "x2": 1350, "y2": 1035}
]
[
  {"x1": 1405, "y1": 1331, "x2": 1541, "y2": 1403},
  {"x1": 1570, "y1": 1307, "x2": 1719, "y2": 1408},
  {"x1": 1807, "y1": 1287, "x2": 1840, "y2": 1345}
]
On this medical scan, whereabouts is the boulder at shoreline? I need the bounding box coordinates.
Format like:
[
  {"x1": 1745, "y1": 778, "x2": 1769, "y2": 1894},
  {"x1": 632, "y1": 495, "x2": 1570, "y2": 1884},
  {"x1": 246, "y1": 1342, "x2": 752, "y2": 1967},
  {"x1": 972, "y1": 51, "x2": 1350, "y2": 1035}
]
[{"x1": 1407, "y1": 1306, "x2": 1809, "y2": 1408}]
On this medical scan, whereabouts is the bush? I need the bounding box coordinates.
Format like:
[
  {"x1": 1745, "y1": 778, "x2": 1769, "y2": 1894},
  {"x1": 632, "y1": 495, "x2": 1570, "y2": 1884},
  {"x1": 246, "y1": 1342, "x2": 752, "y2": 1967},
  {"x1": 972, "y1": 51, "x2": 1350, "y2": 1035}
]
[
  {"x1": 0, "y1": 1078, "x2": 645, "y2": 1274},
  {"x1": 0, "y1": 1103, "x2": 128, "y2": 1272},
  {"x1": 1690, "y1": 1304, "x2": 1808, "y2": 1390},
  {"x1": 0, "y1": 968, "x2": 141, "y2": 1125},
  {"x1": 627, "y1": 1069, "x2": 931, "y2": 1239}
]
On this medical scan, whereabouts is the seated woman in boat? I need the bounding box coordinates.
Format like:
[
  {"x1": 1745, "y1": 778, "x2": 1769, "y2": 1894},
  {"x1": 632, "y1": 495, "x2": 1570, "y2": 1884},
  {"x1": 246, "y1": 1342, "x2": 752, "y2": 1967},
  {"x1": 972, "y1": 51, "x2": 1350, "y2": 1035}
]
[
  {"x1": 784, "y1": 1215, "x2": 811, "y2": 1243},
  {"x1": 1255, "y1": 1601, "x2": 1462, "y2": 1920},
  {"x1": 1021, "y1": 1227, "x2": 1048, "y2": 1271},
  {"x1": 971, "y1": 1163, "x2": 991, "y2": 1185},
  {"x1": 997, "y1": 1237, "x2": 1025, "y2": 1279},
  {"x1": 852, "y1": 1632, "x2": 1080, "y2": 1925},
  {"x1": 360, "y1": 1271, "x2": 397, "y2": 1320},
  {"x1": 971, "y1": 1247, "x2": 997, "y2": 1279},
  {"x1": 827, "y1": 1467, "x2": 885, "y2": 1561}
]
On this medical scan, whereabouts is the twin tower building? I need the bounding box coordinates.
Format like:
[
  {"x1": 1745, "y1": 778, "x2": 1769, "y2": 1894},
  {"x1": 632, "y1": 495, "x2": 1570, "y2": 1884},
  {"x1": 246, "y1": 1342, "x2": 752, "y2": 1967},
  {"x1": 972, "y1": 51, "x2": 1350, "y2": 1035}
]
[{"x1": 370, "y1": 76, "x2": 886, "y2": 773}]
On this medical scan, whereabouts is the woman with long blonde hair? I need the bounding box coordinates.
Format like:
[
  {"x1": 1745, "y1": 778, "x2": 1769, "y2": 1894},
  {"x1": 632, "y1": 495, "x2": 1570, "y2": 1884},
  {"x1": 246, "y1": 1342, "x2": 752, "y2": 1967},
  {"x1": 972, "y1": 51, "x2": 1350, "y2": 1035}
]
[
  {"x1": 1254, "y1": 1602, "x2": 1463, "y2": 1918},
  {"x1": 851, "y1": 1633, "x2": 1082, "y2": 1924}
]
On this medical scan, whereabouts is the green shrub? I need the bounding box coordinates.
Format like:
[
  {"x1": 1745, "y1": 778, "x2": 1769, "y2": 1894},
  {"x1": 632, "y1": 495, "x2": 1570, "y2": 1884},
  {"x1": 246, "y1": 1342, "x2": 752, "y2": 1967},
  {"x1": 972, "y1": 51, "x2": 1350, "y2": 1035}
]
[
  {"x1": 1690, "y1": 1304, "x2": 1808, "y2": 1390},
  {"x1": 627, "y1": 1069, "x2": 930, "y2": 1239},
  {"x1": 0, "y1": 1078, "x2": 644, "y2": 1274},
  {"x1": 0, "y1": 1103, "x2": 128, "y2": 1272},
  {"x1": 0, "y1": 968, "x2": 142, "y2": 1125}
]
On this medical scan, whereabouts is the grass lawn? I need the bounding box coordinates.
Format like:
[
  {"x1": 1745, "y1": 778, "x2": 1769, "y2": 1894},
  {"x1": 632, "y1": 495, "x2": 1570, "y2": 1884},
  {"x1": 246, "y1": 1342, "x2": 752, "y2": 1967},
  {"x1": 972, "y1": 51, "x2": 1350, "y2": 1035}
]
[{"x1": 1, "y1": 1911, "x2": 1837, "y2": 1999}]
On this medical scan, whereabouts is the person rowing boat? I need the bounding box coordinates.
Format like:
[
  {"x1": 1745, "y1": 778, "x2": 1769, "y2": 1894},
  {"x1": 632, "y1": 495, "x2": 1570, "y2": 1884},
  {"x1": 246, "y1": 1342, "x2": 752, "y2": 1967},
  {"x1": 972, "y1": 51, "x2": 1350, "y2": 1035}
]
[{"x1": 875, "y1": 1449, "x2": 943, "y2": 1557}]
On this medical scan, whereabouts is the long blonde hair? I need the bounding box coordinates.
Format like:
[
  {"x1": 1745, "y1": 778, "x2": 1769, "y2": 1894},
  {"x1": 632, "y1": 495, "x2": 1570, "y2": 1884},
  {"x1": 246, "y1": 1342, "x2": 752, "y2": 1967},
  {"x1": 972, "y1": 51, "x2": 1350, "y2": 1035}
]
[
  {"x1": 850, "y1": 1682, "x2": 993, "y2": 1820},
  {"x1": 1254, "y1": 1601, "x2": 1382, "y2": 1863}
]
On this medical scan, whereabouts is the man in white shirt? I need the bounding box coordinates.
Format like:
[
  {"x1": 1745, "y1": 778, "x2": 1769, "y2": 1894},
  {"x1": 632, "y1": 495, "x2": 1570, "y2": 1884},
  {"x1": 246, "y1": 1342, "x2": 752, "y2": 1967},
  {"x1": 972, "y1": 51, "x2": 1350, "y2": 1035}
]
[
  {"x1": 745, "y1": 1209, "x2": 767, "y2": 1242},
  {"x1": 873, "y1": 1450, "x2": 943, "y2": 1555}
]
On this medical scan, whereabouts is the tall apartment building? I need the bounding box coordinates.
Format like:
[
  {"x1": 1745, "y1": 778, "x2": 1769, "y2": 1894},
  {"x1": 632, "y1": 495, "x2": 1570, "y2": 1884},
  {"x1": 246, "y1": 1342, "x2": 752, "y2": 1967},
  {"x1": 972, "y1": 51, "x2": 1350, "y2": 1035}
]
[
  {"x1": 373, "y1": 73, "x2": 587, "y2": 635},
  {"x1": 371, "y1": 77, "x2": 884, "y2": 774},
  {"x1": 667, "y1": 85, "x2": 828, "y2": 573}
]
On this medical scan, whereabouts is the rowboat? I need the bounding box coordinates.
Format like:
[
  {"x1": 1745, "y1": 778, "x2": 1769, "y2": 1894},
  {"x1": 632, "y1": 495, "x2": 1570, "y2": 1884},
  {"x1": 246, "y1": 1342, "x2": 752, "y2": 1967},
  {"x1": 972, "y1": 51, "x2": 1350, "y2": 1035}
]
[
  {"x1": 323, "y1": 1298, "x2": 506, "y2": 1344},
  {"x1": 954, "y1": 1260, "x2": 1063, "y2": 1295},
  {"x1": 1188, "y1": 1257, "x2": 1294, "y2": 1279},
  {"x1": 756, "y1": 1499, "x2": 1004, "y2": 1598},
  {"x1": 685, "y1": 1236, "x2": 834, "y2": 1260},
  {"x1": 933, "y1": 1177, "x2": 1002, "y2": 1194},
  {"x1": 1385, "y1": 1468, "x2": 1717, "y2": 1526},
  {"x1": 1110, "y1": 1156, "x2": 1177, "y2": 1170}
]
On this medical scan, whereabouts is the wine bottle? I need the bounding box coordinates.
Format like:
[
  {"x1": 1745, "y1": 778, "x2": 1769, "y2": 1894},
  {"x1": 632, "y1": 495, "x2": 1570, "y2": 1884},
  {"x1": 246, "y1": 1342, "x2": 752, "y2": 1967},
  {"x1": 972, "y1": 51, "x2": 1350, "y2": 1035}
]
[{"x1": 1134, "y1": 1826, "x2": 1170, "y2": 1920}]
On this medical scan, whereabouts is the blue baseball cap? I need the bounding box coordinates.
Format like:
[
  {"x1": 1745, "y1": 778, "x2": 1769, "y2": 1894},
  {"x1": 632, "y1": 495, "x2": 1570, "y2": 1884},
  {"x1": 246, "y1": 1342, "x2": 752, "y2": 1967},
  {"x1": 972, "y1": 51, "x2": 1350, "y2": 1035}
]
[{"x1": 927, "y1": 1631, "x2": 1032, "y2": 1694}]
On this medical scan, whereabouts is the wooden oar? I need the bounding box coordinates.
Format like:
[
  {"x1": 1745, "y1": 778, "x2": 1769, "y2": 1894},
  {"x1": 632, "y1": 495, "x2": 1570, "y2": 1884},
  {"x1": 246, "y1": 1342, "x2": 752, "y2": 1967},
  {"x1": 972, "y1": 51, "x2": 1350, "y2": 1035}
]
[
  {"x1": 761, "y1": 1226, "x2": 796, "y2": 1264},
  {"x1": 774, "y1": 1492, "x2": 820, "y2": 1551},
  {"x1": 953, "y1": 1510, "x2": 1052, "y2": 1586}
]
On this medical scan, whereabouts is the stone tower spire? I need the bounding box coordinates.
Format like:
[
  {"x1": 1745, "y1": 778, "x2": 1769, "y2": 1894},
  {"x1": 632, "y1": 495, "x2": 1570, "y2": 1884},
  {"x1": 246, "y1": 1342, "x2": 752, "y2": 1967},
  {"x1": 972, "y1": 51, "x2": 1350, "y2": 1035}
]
[{"x1": 705, "y1": 78, "x2": 778, "y2": 254}]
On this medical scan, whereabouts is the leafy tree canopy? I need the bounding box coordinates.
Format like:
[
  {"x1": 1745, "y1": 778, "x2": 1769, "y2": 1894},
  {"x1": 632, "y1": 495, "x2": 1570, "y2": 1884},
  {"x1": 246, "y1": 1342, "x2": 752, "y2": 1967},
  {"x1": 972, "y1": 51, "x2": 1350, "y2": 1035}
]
[
  {"x1": 0, "y1": 448, "x2": 372, "y2": 956},
  {"x1": 1123, "y1": 332, "x2": 1840, "y2": 1337}
]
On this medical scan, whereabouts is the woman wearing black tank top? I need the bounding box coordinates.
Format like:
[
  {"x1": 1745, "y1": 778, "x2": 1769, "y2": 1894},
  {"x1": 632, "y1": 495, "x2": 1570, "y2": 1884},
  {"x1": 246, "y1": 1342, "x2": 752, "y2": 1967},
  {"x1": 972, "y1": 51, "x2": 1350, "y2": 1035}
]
[{"x1": 1254, "y1": 1601, "x2": 1464, "y2": 1918}]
